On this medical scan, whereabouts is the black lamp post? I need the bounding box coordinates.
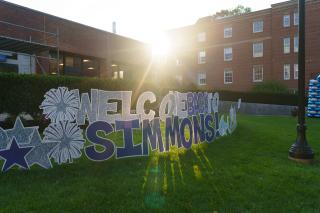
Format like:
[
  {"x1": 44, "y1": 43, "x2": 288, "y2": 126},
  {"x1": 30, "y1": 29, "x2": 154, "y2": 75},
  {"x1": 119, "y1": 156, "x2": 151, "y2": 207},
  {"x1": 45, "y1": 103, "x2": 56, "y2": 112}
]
[{"x1": 288, "y1": 0, "x2": 314, "y2": 163}]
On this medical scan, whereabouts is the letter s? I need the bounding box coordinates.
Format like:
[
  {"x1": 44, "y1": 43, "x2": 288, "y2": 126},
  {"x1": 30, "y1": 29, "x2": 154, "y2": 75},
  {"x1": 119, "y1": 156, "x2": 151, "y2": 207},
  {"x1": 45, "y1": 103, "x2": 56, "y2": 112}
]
[{"x1": 85, "y1": 121, "x2": 115, "y2": 161}]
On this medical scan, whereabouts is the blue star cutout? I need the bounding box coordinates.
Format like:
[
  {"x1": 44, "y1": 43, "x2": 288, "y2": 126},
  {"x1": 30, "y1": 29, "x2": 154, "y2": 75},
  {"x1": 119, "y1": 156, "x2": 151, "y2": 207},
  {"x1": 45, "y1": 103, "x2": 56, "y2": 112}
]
[
  {"x1": 6, "y1": 117, "x2": 37, "y2": 146},
  {"x1": 0, "y1": 127, "x2": 9, "y2": 150},
  {"x1": 0, "y1": 138, "x2": 33, "y2": 172},
  {"x1": 26, "y1": 130, "x2": 58, "y2": 169}
]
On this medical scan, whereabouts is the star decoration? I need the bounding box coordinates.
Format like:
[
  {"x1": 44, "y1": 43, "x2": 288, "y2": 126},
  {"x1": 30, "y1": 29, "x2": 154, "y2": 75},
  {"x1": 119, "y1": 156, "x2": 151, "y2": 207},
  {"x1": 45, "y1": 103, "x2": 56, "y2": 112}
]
[
  {"x1": 26, "y1": 130, "x2": 59, "y2": 169},
  {"x1": 6, "y1": 117, "x2": 37, "y2": 146},
  {"x1": 0, "y1": 138, "x2": 33, "y2": 172},
  {"x1": 0, "y1": 127, "x2": 9, "y2": 150}
]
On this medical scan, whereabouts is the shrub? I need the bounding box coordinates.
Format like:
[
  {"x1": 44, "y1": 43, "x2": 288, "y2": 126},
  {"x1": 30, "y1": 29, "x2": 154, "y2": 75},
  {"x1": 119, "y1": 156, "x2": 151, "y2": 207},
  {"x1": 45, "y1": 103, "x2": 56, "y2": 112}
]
[
  {"x1": 0, "y1": 73, "x2": 300, "y2": 122},
  {"x1": 252, "y1": 81, "x2": 289, "y2": 94},
  {"x1": 216, "y1": 90, "x2": 299, "y2": 106}
]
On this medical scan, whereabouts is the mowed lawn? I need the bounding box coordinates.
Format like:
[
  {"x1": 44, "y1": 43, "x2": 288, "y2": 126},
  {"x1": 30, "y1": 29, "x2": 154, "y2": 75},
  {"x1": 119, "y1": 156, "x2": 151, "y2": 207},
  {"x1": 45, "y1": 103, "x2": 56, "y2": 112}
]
[{"x1": 0, "y1": 115, "x2": 320, "y2": 212}]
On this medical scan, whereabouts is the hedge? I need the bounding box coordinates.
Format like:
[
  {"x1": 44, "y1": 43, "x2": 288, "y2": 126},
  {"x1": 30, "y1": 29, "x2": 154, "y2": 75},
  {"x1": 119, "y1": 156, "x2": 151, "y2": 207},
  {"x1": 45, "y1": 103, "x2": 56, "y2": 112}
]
[{"x1": 0, "y1": 73, "x2": 299, "y2": 118}]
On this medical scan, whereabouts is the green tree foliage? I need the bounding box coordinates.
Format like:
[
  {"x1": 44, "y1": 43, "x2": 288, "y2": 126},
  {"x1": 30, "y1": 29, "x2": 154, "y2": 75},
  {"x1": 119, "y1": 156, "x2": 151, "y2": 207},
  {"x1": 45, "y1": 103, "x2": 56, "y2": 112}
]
[{"x1": 213, "y1": 5, "x2": 252, "y2": 18}]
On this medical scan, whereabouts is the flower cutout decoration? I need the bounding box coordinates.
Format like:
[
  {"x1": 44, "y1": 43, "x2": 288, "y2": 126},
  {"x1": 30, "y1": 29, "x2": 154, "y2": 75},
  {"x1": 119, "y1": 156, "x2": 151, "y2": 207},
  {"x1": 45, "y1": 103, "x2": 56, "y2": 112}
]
[
  {"x1": 40, "y1": 87, "x2": 80, "y2": 122},
  {"x1": 43, "y1": 121, "x2": 84, "y2": 164}
]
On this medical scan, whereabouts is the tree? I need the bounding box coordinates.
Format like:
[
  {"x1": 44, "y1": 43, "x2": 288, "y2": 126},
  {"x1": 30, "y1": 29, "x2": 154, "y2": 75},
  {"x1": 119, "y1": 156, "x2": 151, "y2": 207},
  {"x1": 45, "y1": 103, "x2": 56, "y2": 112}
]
[{"x1": 213, "y1": 5, "x2": 252, "y2": 18}]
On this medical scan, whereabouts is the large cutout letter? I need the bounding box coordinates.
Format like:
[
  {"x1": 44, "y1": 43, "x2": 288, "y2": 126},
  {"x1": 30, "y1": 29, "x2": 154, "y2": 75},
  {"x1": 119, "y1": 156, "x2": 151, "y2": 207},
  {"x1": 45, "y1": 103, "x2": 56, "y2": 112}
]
[
  {"x1": 116, "y1": 119, "x2": 142, "y2": 158},
  {"x1": 142, "y1": 118, "x2": 164, "y2": 155},
  {"x1": 85, "y1": 121, "x2": 115, "y2": 161},
  {"x1": 175, "y1": 92, "x2": 188, "y2": 119},
  {"x1": 205, "y1": 114, "x2": 215, "y2": 143},
  {"x1": 193, "y1": 114, "x2": 206, "y2": 144},
  {"x1": 159, "y1": 93, "x2": 176, "y2": 122},
  {"x1": 136, "y1": 91, "x2": 156, "y2": 122},
  {"x1": 77, "y1": 89, "x2": 98, "y2": 125},
  {"x1": 180, "y1": 117, "x2": 193, "y2": 149},
  {"x1": 165, "y1": 116, "x2": 182, "y2": 150},
  {"x1": 98, "y1": 90, "x2": 121, "y2": 124}
]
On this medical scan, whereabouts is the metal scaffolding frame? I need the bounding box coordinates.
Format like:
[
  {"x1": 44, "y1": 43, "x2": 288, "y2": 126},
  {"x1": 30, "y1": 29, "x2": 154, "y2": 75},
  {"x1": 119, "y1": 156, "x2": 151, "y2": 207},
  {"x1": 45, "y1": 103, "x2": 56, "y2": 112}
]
[{"x1": 0, "y1": 18, "x2": 60, "y2": 75}]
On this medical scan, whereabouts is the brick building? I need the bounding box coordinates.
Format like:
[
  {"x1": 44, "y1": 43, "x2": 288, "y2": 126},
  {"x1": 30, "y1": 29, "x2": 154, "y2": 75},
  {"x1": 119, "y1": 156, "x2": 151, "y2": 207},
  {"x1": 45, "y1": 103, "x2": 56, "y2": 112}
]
[
  {"x1": 164, "y1": 0, "x2": 320, "y2": 91},
  {"x1": 0, "y1": 0, "x2": 151, "y2": 79}
]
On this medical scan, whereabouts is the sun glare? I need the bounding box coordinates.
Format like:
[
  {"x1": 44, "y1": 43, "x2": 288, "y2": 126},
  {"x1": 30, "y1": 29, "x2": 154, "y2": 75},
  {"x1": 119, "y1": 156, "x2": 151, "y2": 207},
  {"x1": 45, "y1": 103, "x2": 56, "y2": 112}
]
[{"x1": 151, "y1": 33, "x2": 171, "y2": 56}]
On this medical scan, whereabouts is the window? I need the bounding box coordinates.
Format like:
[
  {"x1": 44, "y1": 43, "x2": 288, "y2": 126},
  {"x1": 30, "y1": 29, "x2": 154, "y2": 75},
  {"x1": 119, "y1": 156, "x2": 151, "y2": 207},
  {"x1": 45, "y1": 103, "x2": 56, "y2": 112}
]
[
  {"x1": 197, "y1": 32, "x2": 206, "y2": 42},
  {"x1": 294, "y1": 64, "x2": 299, "y2": 80},
  {"x1": 224, "y1": 27, "x2": 232, "y2": 38},
  {"x1": 175, "y1": 75, "x2": 183, "y2": 84},
  {"x1": 294, "y1": 12, "x2": 299, "y2": 26},
  {"x1": 119, "y1": 70, "x2": 124, "y2": 79},
  {"x1": 253, "y1": 20, "x2": 263, "y2": 33},
  {"x1": 253, "y1": 65, "x2": 263, "y2": 82},
  {"x1": 198, "y1": 73, "x2": 206, "y2": 85},
  {"x1": 294, "y1": 35, "x2": 299, "y2": 53},
  {"x1": 64, "y1": 56, "x2": 81, "y2": 74},
  {"x1": 283, "y1": 37, "x2": 290, "y2": 54},
  {"x1": 283, "y1": 64, "x2": 291, "y2": 80},
  {"x1": 224, "y1": 47, "x2": 233, "y2": 61},
  {"x1": 283, "y1": 15, "x2": 290, "y2": 27},
  {"x1": 176, "y1": 59, "x2": 182, "y2": 66},
  {"x1": 65, "y1": 56, "x2": 74, "y2": 67},
  {"x1": 253, "y1": 42, "x2": 263, "y2": 58},
  {"x1": 224, "y1": 69, "x2": 233, "y2": 84},
  {"x1": 198, "y1": 51, "x2": 206, "y2": 64},
  {"x1": 113, "y1": 71, "x2": 118, "y2": 79}
]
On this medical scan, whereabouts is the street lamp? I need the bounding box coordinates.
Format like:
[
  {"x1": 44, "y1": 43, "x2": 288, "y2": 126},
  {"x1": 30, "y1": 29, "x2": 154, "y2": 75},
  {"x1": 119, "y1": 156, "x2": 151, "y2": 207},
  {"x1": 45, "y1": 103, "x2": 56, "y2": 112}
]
[{"x1": 288, "y1": 0, "x2": 314, "y2": 163}]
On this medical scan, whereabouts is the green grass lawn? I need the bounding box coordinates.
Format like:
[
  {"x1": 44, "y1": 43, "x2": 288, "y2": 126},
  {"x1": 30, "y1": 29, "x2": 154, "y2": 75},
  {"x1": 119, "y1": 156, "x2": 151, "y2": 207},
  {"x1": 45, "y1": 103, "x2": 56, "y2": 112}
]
[{"x1": 0, "y1": 115, "x2": 320, "y2": 212}]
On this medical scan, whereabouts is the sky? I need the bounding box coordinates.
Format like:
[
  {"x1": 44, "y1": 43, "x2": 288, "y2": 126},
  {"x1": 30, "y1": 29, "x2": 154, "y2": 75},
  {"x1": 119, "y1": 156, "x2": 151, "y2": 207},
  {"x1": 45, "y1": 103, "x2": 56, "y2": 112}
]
[{"x1": 6, "y1": 0, "x2": 285, "y2": 44}]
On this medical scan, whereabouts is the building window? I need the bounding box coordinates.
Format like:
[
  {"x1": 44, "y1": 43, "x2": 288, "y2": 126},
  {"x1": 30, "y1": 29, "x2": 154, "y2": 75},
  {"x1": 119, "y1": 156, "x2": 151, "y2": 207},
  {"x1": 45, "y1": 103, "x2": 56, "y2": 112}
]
[
  {"x1": 294, "y1": 35, "x2": 299, "y2": 53},
  {"x1": 175, "y1": 75, "x2": 183, "y2": 84},
  {"x1": 198, "y1": 73, "x2": 206, "y2": 85},
  {"x1": 224, "y1": 27, "x2": 232, "y2": 38},
  {"x1": 224, "y1": 69, "x2": 233, "y2": 84},
  {"x1": 283, "y1": 64, "x2": 291, "y2": 80},
  {"x1": 65, "y1": 56, "x2": 74, "y2": 67},
  {"x1": 176, "y1": 59, "x2": 182, "y2": 66},
  {"x1": 224, "y1": 47, "x2": 232, "y2": 61},
  {"x1": 253, "y1": 42, "x2": 263, "y2": 58},
  {"x1": 283, "y1": 37, "x2": 290, "y2": 54},
  {"x1": 113, "y1": 71, "x2": 118, "y2": 79},
  {"x1": 253, "y1": 65, "x2": 263, "y2": 82},
  {"x1": 253, "y1": 20, "x2": 263, "y2": 33},
  {"x1": 294, "y1": 64, "x2": 299, "y2": 80},
  {"x1": 294, "y1": 12, "x2": 299, "y2": 26},
  {"x1": 198, "y1": 51, "x2": 206, "y2": 64},
  {"x1": 119, "y1": 70, "x2": 124, "y2": 79},
  {"x1": 283, "y1": 15, "x2": 290, "y2": 27},
  {"x1": 197, "y1": 32, "x2": 206, "y2": 42}
]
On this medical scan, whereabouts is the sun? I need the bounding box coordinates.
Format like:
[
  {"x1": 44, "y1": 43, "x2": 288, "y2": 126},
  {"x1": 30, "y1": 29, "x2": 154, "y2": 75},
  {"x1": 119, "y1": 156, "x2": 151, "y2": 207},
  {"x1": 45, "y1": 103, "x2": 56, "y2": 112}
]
[{"x1": 151, "y1": 33, "x2": 171, "y2": 56}]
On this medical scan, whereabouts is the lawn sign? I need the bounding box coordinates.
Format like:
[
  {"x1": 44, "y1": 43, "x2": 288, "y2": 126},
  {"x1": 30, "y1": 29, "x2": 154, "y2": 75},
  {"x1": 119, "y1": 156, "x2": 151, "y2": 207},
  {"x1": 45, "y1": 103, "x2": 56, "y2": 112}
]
[{"x1": 0, "y1": 87, "x2": 241, "y2": 172}]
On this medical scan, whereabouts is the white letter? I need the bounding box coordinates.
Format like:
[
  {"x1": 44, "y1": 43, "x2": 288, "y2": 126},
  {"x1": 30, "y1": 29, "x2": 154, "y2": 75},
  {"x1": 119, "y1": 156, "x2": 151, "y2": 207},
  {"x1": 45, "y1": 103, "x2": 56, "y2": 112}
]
[
  {"x1": 159, "y1": 93, "x2": 176, "y2": 122},
  {"x1": 76, "y1": 89, "x2": 98, "y2": 125},
  {"x1": 98, "y1": 90, "x2": 121, "y2": 124},
  {"x1": 136, "y1": 91, "x2": 156, "y2": 122}
]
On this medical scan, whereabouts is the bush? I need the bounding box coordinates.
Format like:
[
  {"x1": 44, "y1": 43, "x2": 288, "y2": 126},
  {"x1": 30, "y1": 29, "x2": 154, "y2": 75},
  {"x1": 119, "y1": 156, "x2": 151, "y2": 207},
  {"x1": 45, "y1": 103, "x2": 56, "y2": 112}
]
[
  {"x1": 252, "y1": 81, "x2": 289, "y2": 94},
  {"x1": 0, "y1": 73, "x2": 300, "y2": 121},
  {"x1": 0, "y1": 73, "x2": 167, "y2": 118},
  {"x1": 216, "y1": 90, "x2": 299, "y2": 106}
]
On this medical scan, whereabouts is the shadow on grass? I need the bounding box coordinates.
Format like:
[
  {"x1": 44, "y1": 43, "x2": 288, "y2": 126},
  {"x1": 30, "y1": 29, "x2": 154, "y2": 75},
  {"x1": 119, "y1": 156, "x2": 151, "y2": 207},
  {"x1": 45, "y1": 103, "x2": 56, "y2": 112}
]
[{"x1": 141, "y1": 141, "x2": 226, "y2": 209}]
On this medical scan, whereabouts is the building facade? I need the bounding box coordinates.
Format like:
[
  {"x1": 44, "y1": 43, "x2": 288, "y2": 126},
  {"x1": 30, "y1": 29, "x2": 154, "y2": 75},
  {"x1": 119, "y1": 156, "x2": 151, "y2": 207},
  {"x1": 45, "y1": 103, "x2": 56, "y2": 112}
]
[
  {"x1": 0, "y1": 1, "x2": 151, "y2": 79},
  {"x1": 165, "y1": 0, "x2": 320, "y2": 91}
]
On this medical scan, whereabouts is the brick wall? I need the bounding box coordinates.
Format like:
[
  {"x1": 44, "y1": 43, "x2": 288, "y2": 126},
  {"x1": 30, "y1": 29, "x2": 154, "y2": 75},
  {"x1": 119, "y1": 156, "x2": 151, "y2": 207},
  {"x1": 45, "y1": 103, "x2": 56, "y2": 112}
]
[
  {"x1": 0, "y1": 1, "x2": 151, "y2": 77},
  {"x1": 166, "y1": 0, "x2": 320, "y2": 92}
]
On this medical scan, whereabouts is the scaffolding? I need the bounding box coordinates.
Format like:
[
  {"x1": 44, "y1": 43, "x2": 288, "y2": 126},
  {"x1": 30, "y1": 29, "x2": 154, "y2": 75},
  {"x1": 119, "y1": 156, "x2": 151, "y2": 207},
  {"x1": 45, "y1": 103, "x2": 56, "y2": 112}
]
[{"x1": 0, "y1": 18, "x2": 60, "y2": 75}]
